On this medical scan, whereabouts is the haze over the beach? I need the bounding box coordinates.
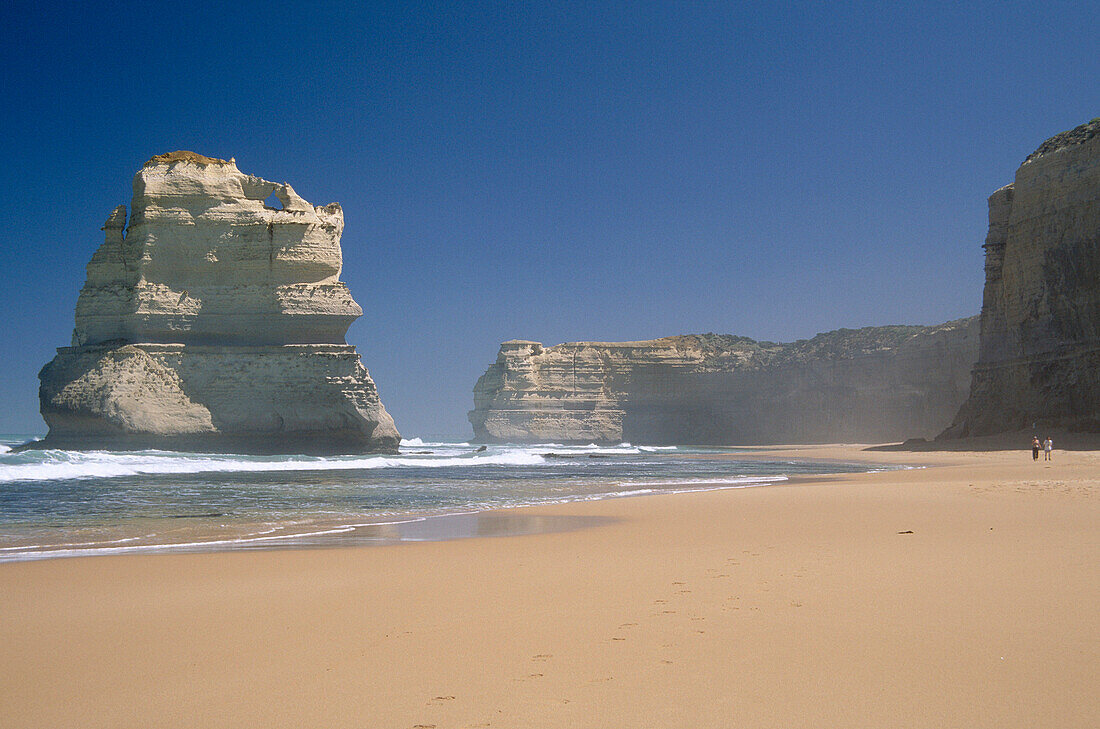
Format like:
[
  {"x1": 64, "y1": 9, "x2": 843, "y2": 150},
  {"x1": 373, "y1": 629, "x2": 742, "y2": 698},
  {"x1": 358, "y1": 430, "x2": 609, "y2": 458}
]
[{"x1": 1, "y1": 1, "x2": 1097, "y2": 437}]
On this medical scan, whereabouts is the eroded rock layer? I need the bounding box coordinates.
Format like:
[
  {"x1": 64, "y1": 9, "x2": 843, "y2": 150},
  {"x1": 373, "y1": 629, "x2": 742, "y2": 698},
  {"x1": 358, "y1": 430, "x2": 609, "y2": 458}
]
[
  {"x1": 470, "y1": 318, "x2": 979, "y2": 445},
  {"x1": 942, "y1": 119, "x2": 1100, "y2": 437},
  {"x1": 36, "y1": 152, "x2": 399, "y2": 453}
]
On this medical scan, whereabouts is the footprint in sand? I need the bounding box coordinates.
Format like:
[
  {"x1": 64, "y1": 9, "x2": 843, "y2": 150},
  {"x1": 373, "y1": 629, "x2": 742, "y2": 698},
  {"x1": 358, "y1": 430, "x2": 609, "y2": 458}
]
[
  {"x1": 619, "y1": 622, "x2": 638, "y2": 628},
  {"x1": 611, "y1": 637, "x2": 626, "y2": 641},
  {"x1": 691, "y1": 617, "x2": 705, "y2": 622},
  {"x1": 672, "y1": 581, "x2": 686, "y2": 585},
  {"x1": 654, "y1": 599, "x2": 667, "y2": 604},
  {"x1": 532, "y1": 654, "x2": 552, "y2": 662},
  {"x1": 662, "y1": 609, "x2": 677, "y2": 614}
]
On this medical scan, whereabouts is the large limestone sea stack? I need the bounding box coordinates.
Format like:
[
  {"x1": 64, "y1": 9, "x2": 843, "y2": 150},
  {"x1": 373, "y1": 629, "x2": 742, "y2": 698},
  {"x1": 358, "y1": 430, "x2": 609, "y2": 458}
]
[
  {"x1": 34, "y1": 151, "x2": 400, "y2": 454},
  {"x1": 942, "y1": 118, "x2": 1100, "y2": 437}
]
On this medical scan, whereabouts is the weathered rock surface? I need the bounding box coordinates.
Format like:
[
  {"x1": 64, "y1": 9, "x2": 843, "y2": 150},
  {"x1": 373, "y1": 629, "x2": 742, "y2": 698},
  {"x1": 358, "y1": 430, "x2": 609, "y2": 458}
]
[
  {"x1": 942, "y1": 119, "x2": 1100, "y2": 437},
  {"x1": 34, "y1": 152, "x2": 399, "y2": 453},
  {"x1": 470, "y1": 318, "x2": 979, "y2": 445}
]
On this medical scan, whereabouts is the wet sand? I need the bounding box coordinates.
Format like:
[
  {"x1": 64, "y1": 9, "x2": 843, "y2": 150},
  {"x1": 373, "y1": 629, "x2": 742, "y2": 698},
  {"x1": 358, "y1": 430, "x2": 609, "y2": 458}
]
[{"x1": 1, "y1": 443, "x2": 1097, "y2": 728}]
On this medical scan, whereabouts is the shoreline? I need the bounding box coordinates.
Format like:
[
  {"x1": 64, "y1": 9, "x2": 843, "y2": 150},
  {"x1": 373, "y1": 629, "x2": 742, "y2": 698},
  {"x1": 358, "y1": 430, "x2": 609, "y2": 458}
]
[
  {"x1": 0, "y1": 434, "x2": 1080, "y2": 563},
  {"x1": 0, "y1": 445, "x2": 896, "y2": 563},
  {"x1": 0, "y1": 467, "x2": 841, "y2": 564},
  {"x1": 2, "y1": 443, "x2": 1097, "y2": 728}
]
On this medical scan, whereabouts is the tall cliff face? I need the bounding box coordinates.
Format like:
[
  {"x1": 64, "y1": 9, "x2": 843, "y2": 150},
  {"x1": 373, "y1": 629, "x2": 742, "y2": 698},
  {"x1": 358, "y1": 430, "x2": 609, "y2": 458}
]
[
  {"x1": 942, "y1": 119, "x2": 1100, "y2": 437},
  {"x1": 470, "y1": 318, "x2": 979, "y2": 445},
  {"x1": 36, "y1": 152, "x2": 400, "y2": 454}
]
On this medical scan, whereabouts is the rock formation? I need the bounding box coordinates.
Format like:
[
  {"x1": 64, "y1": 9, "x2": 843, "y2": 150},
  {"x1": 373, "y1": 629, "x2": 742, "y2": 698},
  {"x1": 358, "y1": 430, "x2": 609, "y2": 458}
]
[
  {"x1": 470, "y1": 318, "x2": 979, "y2": 445},
  {"x1": 34, "y1": 151, "x2": 400, "y2": 454},
  {"x1": 941, "y1": 119, "x2": 1100, "y2": 437}
]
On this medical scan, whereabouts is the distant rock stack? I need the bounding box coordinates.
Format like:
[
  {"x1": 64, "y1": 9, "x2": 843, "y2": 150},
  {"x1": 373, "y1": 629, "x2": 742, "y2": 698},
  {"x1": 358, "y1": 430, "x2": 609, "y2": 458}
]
[
  {"x1": 941, "y1": 119, "x2": 1100, "y2": 437},
  {"x1": 470, "y1": 319, "x2": 979, "y2": 445},
  {"x1": 34, "y1": 151, "x2": 400, "y2": 453}
]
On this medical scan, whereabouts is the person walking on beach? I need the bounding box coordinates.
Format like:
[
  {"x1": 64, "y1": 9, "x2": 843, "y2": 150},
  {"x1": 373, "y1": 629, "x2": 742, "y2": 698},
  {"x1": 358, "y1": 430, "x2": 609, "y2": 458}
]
[
  {"x1": 1043, "y1": 436, "x2": 1054, "y2": 461},
  {"x1": 1032, "y1": 436, "x2": 1041, "y2": 461}
]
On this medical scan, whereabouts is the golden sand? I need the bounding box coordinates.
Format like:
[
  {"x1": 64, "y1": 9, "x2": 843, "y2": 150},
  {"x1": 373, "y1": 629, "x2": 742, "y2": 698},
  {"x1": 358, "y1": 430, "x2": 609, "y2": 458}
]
[{"x1": 1, "y1": 443, "x2": 1097, "y2": 728}]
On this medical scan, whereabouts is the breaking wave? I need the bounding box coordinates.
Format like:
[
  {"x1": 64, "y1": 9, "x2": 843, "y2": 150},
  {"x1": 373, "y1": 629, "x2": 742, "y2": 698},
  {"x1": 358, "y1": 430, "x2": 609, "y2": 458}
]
[
  {"x1": 0, "y1": 438, "x2": 690, "y2": 484},
  {"x1": 0, "y1": 435, "x2": 901, "y2": 562},
  {"x1": 0, "y1": 448, "x2": 549, "y2": 483}
]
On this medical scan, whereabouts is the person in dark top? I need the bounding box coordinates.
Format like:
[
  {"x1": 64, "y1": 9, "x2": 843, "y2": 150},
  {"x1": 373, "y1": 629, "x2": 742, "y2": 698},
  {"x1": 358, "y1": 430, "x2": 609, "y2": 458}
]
[{"x1": 1032, "y1": 436, "x2": 1041, "y2": 460}]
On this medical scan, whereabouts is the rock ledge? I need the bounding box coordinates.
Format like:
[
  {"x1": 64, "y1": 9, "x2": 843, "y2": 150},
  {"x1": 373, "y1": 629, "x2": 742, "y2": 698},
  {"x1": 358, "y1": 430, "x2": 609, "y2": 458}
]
[{"x1": 470, "y1": 318, "x2": 979, "y2": 445}]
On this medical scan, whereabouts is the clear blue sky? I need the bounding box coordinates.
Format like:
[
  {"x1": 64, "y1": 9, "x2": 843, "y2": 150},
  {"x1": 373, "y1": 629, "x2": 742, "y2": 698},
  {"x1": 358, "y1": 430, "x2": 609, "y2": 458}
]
[{"x1": 1, "y1": 1, "x2": 1097, "y2": 438}]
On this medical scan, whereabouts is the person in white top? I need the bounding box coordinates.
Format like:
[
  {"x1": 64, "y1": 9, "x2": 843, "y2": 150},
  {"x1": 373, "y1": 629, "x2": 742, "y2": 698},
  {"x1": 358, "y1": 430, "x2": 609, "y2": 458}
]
[{"x1": 1043, "y1": 436, "x2": 1054, "y2": 461}]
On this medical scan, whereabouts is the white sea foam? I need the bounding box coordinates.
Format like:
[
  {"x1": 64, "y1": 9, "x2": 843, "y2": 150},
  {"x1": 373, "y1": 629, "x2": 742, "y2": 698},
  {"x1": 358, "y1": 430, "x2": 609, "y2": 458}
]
[
  {"x1": 0, "y1": 533, "x2": 155, "y2": 551},
  {"x1": 0, "y1": 472, "x2": 789, "y2": 561},
  {"x1": 0, "y1": 437, "x2": 704, "y2": 484},
  {"x1": 605, "y1": 488, "x2": 656, "y2": 497},
  {"x1": 399, "y1": 437, "x2": 472, "y2": 449},
  {"x1": 0, "y1": 428, "x2": 910, "y2": 565},
  {"x1": 0, "y1": 516, "x2": 447, "y2": 562},
  {"x1": 535, "y1": 444, "x2": 645, "y2": 454},
  {"x1": 625, "y1": 475, "x2": 788, "y2": 488},
  {"x1": 0, "y1": 516, "x2": 436, "y2": 561},
  {"x1": 0, "y1": 449, "x2": 549, "y2": 483},
  {"x1": 526, "y1": 477, "x2": 783, "y2": 506}
]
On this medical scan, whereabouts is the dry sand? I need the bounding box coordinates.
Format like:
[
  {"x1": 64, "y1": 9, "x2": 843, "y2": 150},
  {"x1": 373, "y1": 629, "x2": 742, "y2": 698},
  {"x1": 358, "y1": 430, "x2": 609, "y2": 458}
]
[{"x1": 1, "y1": 443, "x2": 1097, "y2": 728}]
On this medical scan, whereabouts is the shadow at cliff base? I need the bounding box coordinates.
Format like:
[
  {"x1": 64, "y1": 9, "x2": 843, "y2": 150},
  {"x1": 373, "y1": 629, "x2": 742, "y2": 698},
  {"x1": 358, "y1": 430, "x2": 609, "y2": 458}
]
[{"x1": 867, "y1": 429, "x2": 1100, "y2": 452}]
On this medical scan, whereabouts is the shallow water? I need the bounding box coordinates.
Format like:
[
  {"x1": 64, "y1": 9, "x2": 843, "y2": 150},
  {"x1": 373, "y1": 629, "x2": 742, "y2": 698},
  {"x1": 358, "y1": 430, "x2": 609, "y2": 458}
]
[{"x1": 0, "y1": 435, "x2": 891, "y2": 561}]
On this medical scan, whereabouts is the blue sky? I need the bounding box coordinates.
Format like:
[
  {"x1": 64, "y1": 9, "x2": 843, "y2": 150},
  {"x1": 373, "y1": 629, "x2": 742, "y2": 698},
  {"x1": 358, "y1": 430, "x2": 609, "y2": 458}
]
[{"x1": 1, "y1": 1, "x2": 1097, "y2": 437}]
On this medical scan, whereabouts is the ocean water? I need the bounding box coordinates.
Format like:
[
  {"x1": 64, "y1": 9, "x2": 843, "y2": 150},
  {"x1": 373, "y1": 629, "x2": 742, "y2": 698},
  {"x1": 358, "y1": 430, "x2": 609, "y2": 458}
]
[{"x1": 0, "y1": 434, "x2": 885, "y2": 562}]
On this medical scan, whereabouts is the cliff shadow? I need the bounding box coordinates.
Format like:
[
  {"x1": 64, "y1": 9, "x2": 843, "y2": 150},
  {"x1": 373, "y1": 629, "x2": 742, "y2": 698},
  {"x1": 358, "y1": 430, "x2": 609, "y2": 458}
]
[{"x1": 867, "y1": 429, "x2": 1100, "y2": 452}]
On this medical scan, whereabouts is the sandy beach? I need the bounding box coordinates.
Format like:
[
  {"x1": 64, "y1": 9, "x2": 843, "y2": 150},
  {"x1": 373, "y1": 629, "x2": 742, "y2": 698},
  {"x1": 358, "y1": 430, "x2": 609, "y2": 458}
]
[{"x1": 1, "y1": 442, "x2": 1097, "y2": 728}]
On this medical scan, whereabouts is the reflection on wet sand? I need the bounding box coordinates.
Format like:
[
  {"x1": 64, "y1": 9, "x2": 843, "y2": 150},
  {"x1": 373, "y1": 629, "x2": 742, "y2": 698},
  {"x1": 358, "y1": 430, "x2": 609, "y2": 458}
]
[{"x1": 229, "y1": 512, "x2": 616, "y2": 553}]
